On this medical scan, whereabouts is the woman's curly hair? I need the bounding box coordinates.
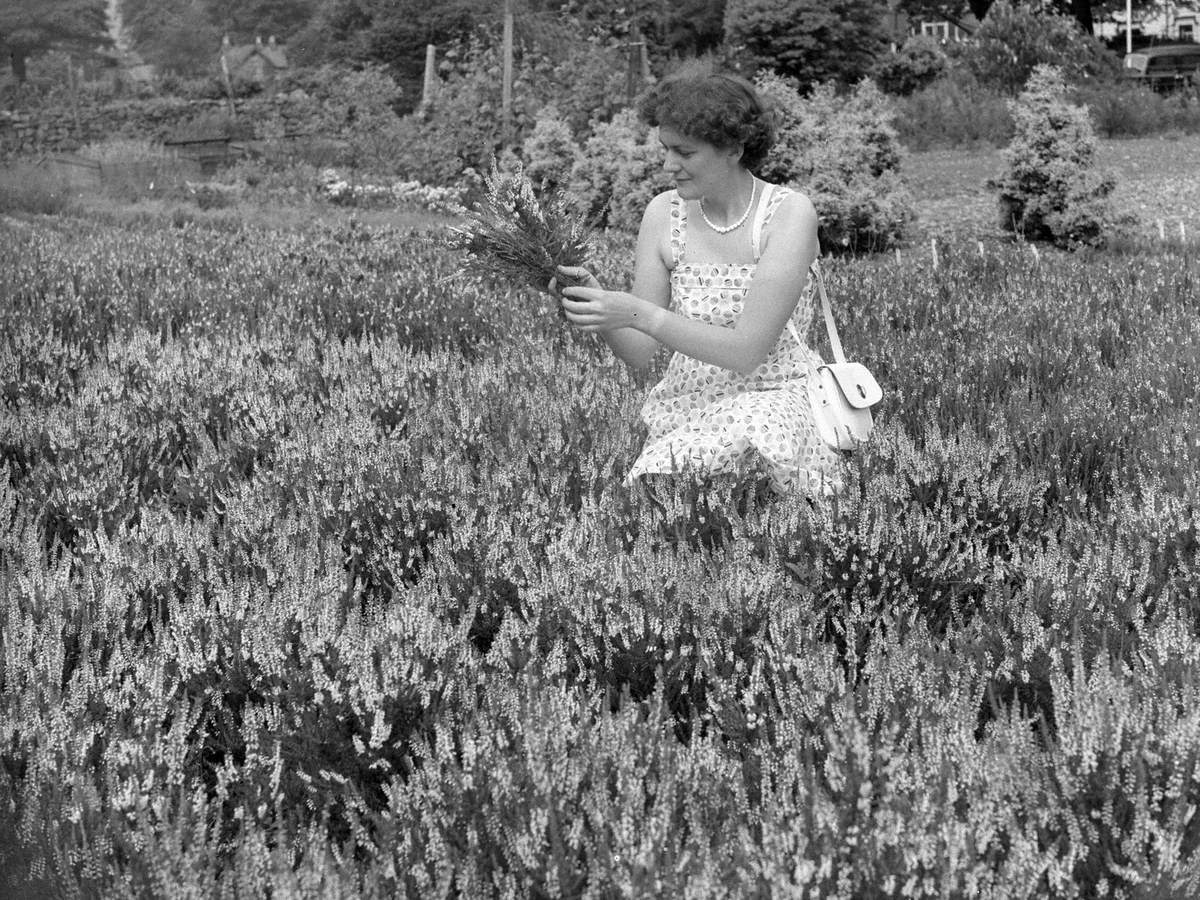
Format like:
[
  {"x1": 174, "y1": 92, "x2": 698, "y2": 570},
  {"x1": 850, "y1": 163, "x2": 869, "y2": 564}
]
[{"x1": 636, "y1": 69, "x2": 776, "y2": 172}]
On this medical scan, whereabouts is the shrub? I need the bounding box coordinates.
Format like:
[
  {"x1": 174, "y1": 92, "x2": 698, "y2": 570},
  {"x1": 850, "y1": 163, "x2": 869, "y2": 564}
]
[
  {"x1": 522, "y1": 106, "x2": 577, "y2": 196},
  {"x1": 891, "y1": 70, "x2": 1014, "y2": 149},
  {"x1": 1077, "y1": 80, "x2": 1200, "y2": 138},
  {"x1": 538, "y1": 39, "x2": 629, "y2": 137},
  {"x1": 756, "y1": 73, "x2": 912, "y2": 253},
  {"x1": 870, "y1": 34, "x2": 947, "y2": 96},
  {"x1": 156, "y1": 72, "x2": 226, "y2": 101},
  {"x1": 387, "y1": 36, "x2": 552, "y2": 187},
  {"x1": 568, "y1": 108, "x2": 672, "y2": 232},
  {"x1": 988, "y1": 65, "x2": 1117, "y2": 249},
  {"x1": 0, "y1": 162, "x2": 74, "y2": 216},
  {"x1": 966, "y1": 0, "x2": 1122, "y2": 95},
  {"x1": 166, "y1": 109, "x2": 254, "y2": 144},
  {"x1": 723, "y1": 0, "x2": 891, "y2": 89}
]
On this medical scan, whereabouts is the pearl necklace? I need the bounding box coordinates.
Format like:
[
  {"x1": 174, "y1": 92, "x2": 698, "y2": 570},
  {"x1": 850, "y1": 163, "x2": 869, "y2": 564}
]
[{"x1": 699, "y1": 178, "x2": 757, "y2": 234}]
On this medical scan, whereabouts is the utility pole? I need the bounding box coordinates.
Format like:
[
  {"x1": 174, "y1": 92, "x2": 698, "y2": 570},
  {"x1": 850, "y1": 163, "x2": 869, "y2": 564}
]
[
  {"x1": 1126, "y1": 0, "x2": 1132, "y2": 54},
  {"x1": 502, "y1": 0, "x2": 514, "y2": 147}
]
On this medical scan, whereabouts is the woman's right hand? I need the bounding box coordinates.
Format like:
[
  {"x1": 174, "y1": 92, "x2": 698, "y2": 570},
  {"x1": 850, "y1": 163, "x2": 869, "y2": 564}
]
[{"x1": 550, "y1": 265, "x2": 600, "y2": 296}]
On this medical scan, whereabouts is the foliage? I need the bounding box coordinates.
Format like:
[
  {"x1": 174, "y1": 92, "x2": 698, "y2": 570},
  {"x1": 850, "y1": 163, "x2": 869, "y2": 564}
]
[
  {"x1": 891, "y1": 70, "x2": 1014, "y2": 149},
  {"x1": 384, "y1": 35, "x2": 542, "y2": 186},
  {"x1": 521, "y1": 106, "x2": 576, "y2": 196},
  {"x1": 317, "y1": 168, "x2": 465, "y2": 212},
  {"x1": 0, "y1": 0, "x2": 110, "y2": 82},
  {"x1": 194, "y1": 0, "x2": 317, "y2": 44},
  {"x1": 271, "y1": 63, "x2": 410, "y2": 173},
  {"x1": 989, "y1": 64, "x2": 1117, "y2": 248},
  {"x1": 287, "y1": 0, "x2": 492, "y2": 110},
  {"x1": 123, "y1": 0, "x2": 223, "y2": 75},
  {"x1": 0, "y1": 161, "x2": 74, "y2": 216},
  {"x1": 1076, "y1": 80, "x2": 1200, "y2": 139},
  {"x1": 167, "y1": 109, "x2": 255, "y2": 143},
  {"x1": 722, "y1": 0, "x2": 891, "y2": 89},
  {"x1": 450, "y1": 161, "x2": 595, "y2": 293},
  {"x1": 965, "y1": 0, "x2": 1121, "y2": 95},
  {"x1": 536, "y1": 38, "x2": 630, "y2": 137},
  {"x1": 560, "y1": 0, "x2": 727, "y2": 59},
  {"x1": 757, "y1": 73, "x2": 913, "y2": 253},
  {"x1": 870, "y1": 34, "x2": 948, "y2": 96},
  {"x1": 568, "y1": 108, "x2": 673, "y2": 233},
  {"x1": 1, "y1": 206, "x2": 1200, "y2": 896}
]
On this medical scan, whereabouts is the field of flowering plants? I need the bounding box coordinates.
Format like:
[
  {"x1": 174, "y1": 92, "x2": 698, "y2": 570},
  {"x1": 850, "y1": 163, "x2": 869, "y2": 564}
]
[{"x1": 1, "y1": 209, "x2": 1199, "y2": 899}]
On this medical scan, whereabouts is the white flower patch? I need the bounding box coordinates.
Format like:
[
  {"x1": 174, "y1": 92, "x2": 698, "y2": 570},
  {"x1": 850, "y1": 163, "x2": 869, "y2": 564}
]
[{"x1": 316, "y1": 168, "x2": 465, "y2": 213}]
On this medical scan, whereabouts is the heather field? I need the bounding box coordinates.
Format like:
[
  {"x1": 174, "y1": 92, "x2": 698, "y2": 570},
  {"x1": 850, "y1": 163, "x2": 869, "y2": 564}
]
[{"x1": 1, "y1": 142, "x2": 1200, "y2": 898}]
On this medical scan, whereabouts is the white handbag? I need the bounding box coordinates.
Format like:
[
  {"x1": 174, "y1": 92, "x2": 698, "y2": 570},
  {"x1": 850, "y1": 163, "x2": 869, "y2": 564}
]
[{"x1": 787, "y1": 263, "x2": 882, "y2": 452}]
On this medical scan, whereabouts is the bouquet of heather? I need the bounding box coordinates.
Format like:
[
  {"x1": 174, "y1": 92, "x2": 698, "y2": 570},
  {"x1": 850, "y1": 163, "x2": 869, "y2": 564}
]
[{"x1": 450, "y1": 162, "x2": 596, "y2": 295}]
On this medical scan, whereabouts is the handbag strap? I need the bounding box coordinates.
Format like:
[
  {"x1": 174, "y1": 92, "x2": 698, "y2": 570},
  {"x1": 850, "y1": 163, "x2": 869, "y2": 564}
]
[{"x1": 786, "y1": 261, "x2": 847, "y2": 365}]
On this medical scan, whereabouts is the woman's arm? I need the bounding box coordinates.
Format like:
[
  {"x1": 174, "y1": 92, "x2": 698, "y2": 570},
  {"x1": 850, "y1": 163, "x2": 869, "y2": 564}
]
[
  {"x1": 556, "y1": 192, "x2": 673, "y2": 374},
  {"x1": 562, "y1": 191, "x2": 820, "y2": 377}
]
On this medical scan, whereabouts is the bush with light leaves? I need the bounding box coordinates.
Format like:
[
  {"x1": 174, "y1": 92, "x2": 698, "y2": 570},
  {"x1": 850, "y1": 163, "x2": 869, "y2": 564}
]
[{"x1": 756, "y1": 73, "x2": 912, "y2": 254}]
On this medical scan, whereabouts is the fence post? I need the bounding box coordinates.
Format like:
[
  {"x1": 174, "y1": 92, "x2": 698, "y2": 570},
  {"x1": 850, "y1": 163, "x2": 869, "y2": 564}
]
[
  {"x1": 66, "y1": 56, "x2": 80, "y2": 134},
  {"x1": 421, "y1": 44, "x2": 437, "y2": 111}
]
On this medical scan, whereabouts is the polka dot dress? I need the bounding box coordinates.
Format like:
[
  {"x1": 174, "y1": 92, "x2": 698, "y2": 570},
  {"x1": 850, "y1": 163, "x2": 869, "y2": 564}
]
[{"x1": 625, "y1": 185, "x2": 844, "y2": 497}]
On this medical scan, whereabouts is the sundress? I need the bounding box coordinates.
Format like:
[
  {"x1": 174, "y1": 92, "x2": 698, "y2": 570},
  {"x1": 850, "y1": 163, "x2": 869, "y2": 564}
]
[{"x1": 625, "y1": 183, "x2": 844, "y2": 496}]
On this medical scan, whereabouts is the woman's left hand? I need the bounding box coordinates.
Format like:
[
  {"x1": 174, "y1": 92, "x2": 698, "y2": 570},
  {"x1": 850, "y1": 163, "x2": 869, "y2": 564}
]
[{"x1": 560, "y1": 285, "x2": 645, "y2": 333}]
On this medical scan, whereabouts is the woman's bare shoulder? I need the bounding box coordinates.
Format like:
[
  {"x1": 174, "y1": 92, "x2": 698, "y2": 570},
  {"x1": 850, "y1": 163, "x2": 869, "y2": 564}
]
[
  {"x1": 758, "y1": 184, "x2": 819, "y2": 261},
  {"x1": 641, "y1": 188, "x2": 677, "y2": 223},
  {"x1": 771, "y1": 186, "x2": 818, "y2": 223}
]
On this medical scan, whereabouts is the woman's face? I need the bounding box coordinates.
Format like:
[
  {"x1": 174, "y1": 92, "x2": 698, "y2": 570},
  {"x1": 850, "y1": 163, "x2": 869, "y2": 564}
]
[{"x1": 657, "y1": 126, "x2": 742, "y2": 201}]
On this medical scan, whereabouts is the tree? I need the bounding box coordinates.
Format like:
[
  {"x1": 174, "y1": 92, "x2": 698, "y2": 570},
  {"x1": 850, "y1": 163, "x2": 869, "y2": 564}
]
[
  {"x1": 124, "y1": 0, "x2": 222, "y2": 74},
  {"x1": 656, "y1": 0, "x2": 727, "y2": 56},
  {"x1": 967, "y1": 0, "x2": 1119, "y2": 92},
  {"x1": 288, "y1": 0, "x2": 491, "y2": 101},
  {"x1": 0, "y1": 0, "x2": 109, "y2": 82},
  {"x1": 560, "y1": 0, "x2": 727, "y2": 58},
  {"x1": 988, "y1": 64, "x2": 1115, "y2": 247},
  {"x1": 724, "y1": 0, "x2": 890, "y2": 88},
  {"x1": 200, "y1": 0, "x2": 318, "y2": 43}
]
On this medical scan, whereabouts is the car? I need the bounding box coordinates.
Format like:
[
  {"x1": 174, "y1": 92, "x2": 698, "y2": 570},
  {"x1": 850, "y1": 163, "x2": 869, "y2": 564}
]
[{"x1": 1123, "y1": 44, "x2": 1200, "y2": 92}]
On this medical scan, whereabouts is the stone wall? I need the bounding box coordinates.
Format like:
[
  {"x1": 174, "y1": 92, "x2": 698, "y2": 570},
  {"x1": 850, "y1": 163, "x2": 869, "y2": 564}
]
[{"x1": 0, "y1": 93, "x2": 338, "y2": 160}]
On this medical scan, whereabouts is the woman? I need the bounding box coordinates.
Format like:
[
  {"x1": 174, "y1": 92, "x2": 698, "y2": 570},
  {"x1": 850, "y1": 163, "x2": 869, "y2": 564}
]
[{"x1": 555, "y1": 69, "x2": 843, "y2": 499}]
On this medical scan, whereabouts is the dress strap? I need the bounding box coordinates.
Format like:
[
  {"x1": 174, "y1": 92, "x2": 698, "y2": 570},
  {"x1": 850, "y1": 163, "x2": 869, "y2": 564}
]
[
  {"x1": 669, "y1": 191, "x2": 687, "y2": 268},
  {"x1": 751, "y1": 183, "x2": 789, "y2": 262}
]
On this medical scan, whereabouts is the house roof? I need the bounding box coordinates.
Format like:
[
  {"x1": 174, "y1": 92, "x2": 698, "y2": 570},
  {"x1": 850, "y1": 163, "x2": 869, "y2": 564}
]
[{"x1": 221, "y1": 42, "x2": 288, "y2": 71}]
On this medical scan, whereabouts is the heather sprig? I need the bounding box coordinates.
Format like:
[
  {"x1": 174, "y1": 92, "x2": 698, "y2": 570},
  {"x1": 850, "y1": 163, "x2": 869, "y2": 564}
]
[{"x1": 450, "y1": 161, "x2": 595, "y2": 294}]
